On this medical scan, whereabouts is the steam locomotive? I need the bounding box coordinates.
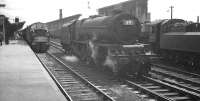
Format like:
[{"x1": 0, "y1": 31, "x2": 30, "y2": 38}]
[
  {"x1": 60, "y1": 13, "x2": 151, "y2": 76},
  {"x1": 22, "y1": 22, "x2": 50, "y2": 53},
  {"x1": 149, "y1": 19, "x2": 200, "y2": 72}
]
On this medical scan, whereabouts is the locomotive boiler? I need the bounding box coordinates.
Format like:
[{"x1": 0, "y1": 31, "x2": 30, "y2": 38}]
[
  {"x1": 22, "y1": 22, "x2": 50, "y2": 53},
  {"x1": 60, "y1": 13, "x2": 151, "y2": 76}
]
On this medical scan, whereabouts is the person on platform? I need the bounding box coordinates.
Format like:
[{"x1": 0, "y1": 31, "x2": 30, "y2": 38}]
[
  {"x1": 0, "y1": 33, "x2": 3, "y2": 46},
  {"x1": 5, "y1": 33, "x2": 9, "y2": 45}
]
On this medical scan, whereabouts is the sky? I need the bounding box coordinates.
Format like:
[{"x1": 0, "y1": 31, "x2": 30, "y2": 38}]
[{"x1": 1, "y1": 0, "x2": 200, "y2": 25}]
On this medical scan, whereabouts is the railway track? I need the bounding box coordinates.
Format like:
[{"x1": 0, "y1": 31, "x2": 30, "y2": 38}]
[
  {"x1": 49, "y1": 41, "x2": 160, "y2": 101},
  {"x1": 152, "y1": 63, "x2": 200, "y2": 79},
  {"x1": 36, "y1": 53, "x2": 116, "y2": 101},
  {"x1": 126, "y1": 76, "x2": 200, "y2": 101},
  {"x1": 49, "y1": 40, "x2": 200, "y2": 100},
  {"x1": 151, "y1": 63, "x2": 200, "y2": 94},
  {"x1": 50, "y1": 41, "x2": 64, "y2": 51},
  {"x1": 49, "y1": 40, "x2": 147, "y2": 101}
]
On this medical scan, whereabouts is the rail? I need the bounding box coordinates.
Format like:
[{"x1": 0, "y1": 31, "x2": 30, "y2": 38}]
[
  {"x1": 125, "y1": 76, "x2": 200, "y2": 101},
  {"x1": 151, "y1": 63, "x2": 200, "y2": 94}
]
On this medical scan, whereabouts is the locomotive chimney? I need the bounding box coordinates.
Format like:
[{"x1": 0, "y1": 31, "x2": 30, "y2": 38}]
[
  {"x1": 59, "y1": 9, "x2": 63, "y2": 20},
  {"x1": 15, "y1": 17, "x2": 19, "y2": 23},
  {"x1": 197, "y1": 16, "x2": 199, "y2": 23}
]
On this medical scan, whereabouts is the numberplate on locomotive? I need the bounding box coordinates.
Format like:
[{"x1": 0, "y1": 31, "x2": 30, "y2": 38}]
[{"x1": 34, "y1": 37, "x2": 48, "y2": 42}]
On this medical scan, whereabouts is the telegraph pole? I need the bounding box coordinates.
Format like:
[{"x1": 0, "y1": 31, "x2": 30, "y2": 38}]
[{"x1": 170, "y1": 6, "x2": 174, "y2": 19}]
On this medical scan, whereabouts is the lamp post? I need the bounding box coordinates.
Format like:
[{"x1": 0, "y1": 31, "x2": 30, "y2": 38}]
[
  {"x1": 0, "y1": 4, "x2": 6, "y2": 43},
  {"x1": 170, "y1": 6, "x2": 174, "y2": 19}
]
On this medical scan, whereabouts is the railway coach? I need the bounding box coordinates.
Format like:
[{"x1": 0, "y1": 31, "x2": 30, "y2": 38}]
[{"x1": 60, "y1": 13, "x2": 151, "y2": 77}]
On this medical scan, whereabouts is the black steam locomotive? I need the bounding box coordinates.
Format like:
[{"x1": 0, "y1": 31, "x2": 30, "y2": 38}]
[
  {"x1": 22, "y1": 22, "x2": 50, "y2": 53},
  {"x1": 149, "y1": 19, "x2": 200, "y2": 72},
  {"x1": 60, "y1": 13, "x2": 151, "y2": 76}
]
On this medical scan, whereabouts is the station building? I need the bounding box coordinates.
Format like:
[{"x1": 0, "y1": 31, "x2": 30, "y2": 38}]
[
  {"x1": 46, "y1": 14, "x2": 81, "y2": 38},
  {"x1": 98, "y1": 0, "x2": 150, "y2": 23}
]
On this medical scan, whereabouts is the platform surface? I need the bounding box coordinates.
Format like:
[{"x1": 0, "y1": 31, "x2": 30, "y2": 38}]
[{"x1": 0, "y1": 40, "x2": 67, "y2": 101}]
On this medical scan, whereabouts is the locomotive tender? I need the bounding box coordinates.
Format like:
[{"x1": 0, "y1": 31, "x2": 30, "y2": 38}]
[
  {"x1": 60, "y1": 13, "x2": 151, "y2": 76},
  {"x1": 22, "y1": 22, "x2": 50, "y2": 53},
  {"x1": 149, "y1": 19, "x2": 200, "y2": 71}
]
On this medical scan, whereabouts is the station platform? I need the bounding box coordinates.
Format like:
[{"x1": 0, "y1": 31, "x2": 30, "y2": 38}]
[{"x1": 0, "y1": 40, "x2": 67, "y2": 101}]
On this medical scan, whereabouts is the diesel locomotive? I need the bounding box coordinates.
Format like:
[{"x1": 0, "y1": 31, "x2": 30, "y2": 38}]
[
  {"x1": 149, "y1": 19, "x2": 200, "y2": 71},
  {"x1": 22, "y1": 22, "x2": 50, "y2": 53},
  {"x1": 60, "y1": 13, "x2": 151, "y2": 76}
]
